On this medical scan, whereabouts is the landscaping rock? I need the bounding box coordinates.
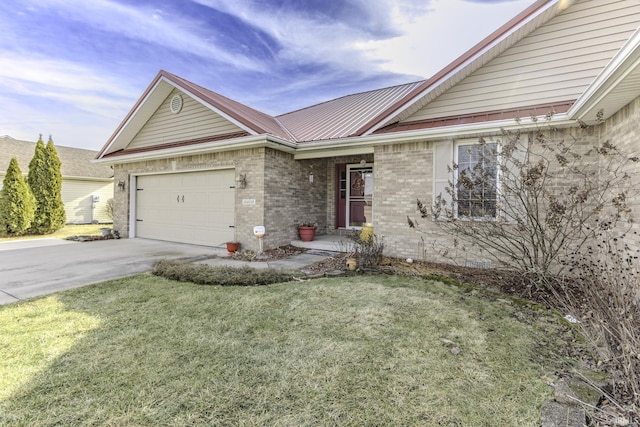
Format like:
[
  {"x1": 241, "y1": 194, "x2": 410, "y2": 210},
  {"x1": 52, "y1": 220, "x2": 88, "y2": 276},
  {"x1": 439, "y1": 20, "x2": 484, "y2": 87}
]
[
  {"x1": 541, "y1": 401, "x2": 585, "y2": 427},
  {"x1": 555, "y1": 375, "x2": 604, "y2": 408}
]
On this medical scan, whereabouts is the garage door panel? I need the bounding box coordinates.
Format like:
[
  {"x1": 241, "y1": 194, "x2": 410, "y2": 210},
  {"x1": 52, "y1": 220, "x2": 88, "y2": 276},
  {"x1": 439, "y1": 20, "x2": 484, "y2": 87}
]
[{"x1": 135, "y1": 170, "x2": 235, "y2": 246}]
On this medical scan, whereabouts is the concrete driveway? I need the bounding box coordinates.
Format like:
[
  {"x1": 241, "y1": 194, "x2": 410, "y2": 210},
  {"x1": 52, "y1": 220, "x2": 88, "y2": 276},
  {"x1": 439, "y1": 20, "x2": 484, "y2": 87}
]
[{"x1": 0, "y1": 238, "x2": 226, "y2": 305}]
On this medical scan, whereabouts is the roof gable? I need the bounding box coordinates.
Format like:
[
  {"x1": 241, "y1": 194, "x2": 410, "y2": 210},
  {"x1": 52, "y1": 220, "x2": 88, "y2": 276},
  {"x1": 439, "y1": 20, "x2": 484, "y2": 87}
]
[
  {"x1": 397, "y1": 0, "x2": 640, "y2": 127},
  {"x1": 357, "y1": 0, "x2": 561, "y2": 135},
  {"x1": 97, "y1": 70, "x2": 291, "y2": 159},
  {"x1": 125, "y1": 88, "x2": 246, "y2": 151}
]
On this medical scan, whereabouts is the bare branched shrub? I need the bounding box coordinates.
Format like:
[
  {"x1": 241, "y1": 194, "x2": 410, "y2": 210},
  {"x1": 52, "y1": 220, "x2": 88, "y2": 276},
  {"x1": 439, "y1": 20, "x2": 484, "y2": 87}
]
[
  {"x1": 550, "y1": 230, "x2": 640, "y2": 420},
  {"x1": 408, "y1": 112, "x2": 640, "y2": 417},
  {"x1": 409, "y1": 113, "x2": 637, "y2": 276},
  {"x1": 351, "y1": 233, "x2": 385, "y2": 269}
]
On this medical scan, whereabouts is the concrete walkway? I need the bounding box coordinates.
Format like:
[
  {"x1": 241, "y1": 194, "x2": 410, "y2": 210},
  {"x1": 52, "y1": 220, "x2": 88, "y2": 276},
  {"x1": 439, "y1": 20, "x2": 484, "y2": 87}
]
[{"x1": 0, "y1": 238, "x2": 334, "y2": 305}]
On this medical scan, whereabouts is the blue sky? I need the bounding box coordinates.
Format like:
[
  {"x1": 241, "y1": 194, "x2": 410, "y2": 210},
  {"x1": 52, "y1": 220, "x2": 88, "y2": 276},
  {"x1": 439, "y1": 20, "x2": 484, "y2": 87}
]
[{"x1": 0, "y1": 0, "x2": 535, "y2": 150}]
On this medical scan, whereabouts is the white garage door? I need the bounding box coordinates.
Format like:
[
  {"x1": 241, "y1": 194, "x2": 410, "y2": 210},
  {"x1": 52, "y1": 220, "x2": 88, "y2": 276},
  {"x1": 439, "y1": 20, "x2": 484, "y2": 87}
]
[{"x1": 135, "y1": 170, "x2": 235, "y2": 246}]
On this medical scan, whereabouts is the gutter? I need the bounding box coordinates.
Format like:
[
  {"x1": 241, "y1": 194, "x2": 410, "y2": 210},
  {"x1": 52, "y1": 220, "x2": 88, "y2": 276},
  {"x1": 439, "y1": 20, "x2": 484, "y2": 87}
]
[
  {"x1": 92, "y1": 134, "x2": 298, "y2": 165},
  {"x1": 294, "y1": 113, "x2": 577, "y2": 159},
  {"x1": 93, "y1": 113, "x2": 578, "y2": 164}
]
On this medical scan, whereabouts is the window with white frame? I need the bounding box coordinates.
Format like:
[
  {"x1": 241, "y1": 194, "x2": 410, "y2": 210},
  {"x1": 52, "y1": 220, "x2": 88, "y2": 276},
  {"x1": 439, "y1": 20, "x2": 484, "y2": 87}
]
[{"x1": 455, "y1": 142, "x2": 498, "y2": 219}]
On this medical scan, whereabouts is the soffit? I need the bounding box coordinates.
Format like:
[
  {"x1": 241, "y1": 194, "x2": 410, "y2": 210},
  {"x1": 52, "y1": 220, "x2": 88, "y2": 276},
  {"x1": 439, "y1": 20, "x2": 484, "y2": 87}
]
[{"x1": 570, "y1": 28, "x2": 640, "y2": 121}]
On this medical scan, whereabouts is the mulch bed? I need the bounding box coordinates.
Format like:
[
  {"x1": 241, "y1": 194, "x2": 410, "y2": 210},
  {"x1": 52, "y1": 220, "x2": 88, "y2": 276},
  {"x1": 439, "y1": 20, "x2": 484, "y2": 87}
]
[{"x1": 66, "y1": 234, "x2": 118, "y2": 242}]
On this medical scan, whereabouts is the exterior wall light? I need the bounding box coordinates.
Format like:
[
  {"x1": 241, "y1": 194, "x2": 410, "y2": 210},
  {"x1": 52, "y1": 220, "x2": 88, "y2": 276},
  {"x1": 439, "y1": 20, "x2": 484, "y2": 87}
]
[
  {"x1": 117, "y1": 180, "x2": 126, "y2": 192},
  {"x1": 309, "y1": 171, "x2": 314, "y2": 183},
  {"x1": 236, "y1": 174, "x2": 247, "y2": 189}
]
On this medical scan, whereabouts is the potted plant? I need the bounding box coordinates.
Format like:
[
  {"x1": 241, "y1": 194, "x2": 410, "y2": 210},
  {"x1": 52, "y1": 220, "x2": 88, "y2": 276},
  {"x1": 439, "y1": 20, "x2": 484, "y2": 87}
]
[
  {"x1": 298, "y1": 221, "x2": 317, "y2": 242},
  {"x1": 226, "y1": 228, "x2": 240, "y2": 255},
  {"x1": 226, "y1": 241, "x2": 239, "y2": 254}
]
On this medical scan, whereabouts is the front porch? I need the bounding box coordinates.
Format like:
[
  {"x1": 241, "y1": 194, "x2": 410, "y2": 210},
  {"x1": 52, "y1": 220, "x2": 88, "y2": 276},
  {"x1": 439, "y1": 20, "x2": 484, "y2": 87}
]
[{"x1": 291, "y1": 234, "x2": 353, "y2": 253}]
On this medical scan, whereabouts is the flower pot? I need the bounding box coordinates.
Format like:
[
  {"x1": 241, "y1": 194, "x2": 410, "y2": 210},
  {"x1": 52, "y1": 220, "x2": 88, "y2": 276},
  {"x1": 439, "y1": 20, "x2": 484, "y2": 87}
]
[
  {"x1": 226, "y1": 241, "x2": 239, "y2": 254},
  {"x1": 298, "y1": 226, "x2": 317, "y2": 242}
]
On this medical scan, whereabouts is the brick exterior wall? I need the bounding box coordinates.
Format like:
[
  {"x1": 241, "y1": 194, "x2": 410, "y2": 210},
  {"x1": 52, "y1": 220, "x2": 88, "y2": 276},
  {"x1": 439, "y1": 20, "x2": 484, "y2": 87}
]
[
  {"x1": 598, "y1": 95, "x2": 640, "y2": 238},
  {"x1": 262, "y1": 150, "x2": 327, "y2": 248},
  {"x1": 111, "y1": 95, "x2": 640, "y2": 262},
  {"x1": 112, "y1": 147, "x2": 329, "y2": 252},
  {"x1": 373, "y1": 141, "x2": 458, "y2": 263}
]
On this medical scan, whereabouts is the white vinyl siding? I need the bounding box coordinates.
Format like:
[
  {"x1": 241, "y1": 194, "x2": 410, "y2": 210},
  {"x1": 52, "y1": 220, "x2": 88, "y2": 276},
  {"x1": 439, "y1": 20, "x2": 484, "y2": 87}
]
[
  {"x1": 62, "y1": 179, "x2": 113, "y2": 224},
  {"x1": 127, "y1": 89, "x2": 244, "y2": 150},
  {"x1": 405, "y1": 0, "x2": 640, "y2": 122},
  {"x1": 433, "y1": 142, "x2": 453, "y2": 209}
]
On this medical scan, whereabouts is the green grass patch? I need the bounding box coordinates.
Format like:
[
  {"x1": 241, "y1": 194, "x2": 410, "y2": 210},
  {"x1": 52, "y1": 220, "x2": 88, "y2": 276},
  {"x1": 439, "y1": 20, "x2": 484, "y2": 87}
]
[
  {"x1": 0, "y1": 223, "x2": 106, "y2": 242},
  {"x1": 0, "y1": 274, "x2": 572, "y2": 426}
]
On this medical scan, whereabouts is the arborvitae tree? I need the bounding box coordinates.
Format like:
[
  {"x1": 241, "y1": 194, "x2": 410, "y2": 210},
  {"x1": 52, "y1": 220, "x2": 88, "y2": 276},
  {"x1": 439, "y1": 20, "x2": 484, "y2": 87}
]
[
  {"x1": 44, "y1": 136, "x2": 65, "y2": 232},
  {"x1": 0, "y1": 157, "x2": 36, "y2": 236},
  {"x1": 27, "y1": 135, "x2": 66, "y2": 234},
  {"x1": 27, "y1": 135, "x2": 47, "y2": 234}
]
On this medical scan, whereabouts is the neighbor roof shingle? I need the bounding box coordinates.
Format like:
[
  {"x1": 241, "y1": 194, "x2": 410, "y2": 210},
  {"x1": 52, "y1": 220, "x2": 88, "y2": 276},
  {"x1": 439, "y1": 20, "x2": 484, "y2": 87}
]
[{"x1": 0, "y1": 137, "x2": 113, "y2": 179}]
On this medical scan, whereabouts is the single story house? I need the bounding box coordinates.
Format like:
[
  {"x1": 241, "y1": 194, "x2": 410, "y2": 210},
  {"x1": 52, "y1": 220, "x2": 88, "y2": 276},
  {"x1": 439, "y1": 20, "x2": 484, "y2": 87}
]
[
  {"x1": 1, "y1": 136, "x2": 114, "y2": 224},
  {"x1": 95, "y1": 0, "x2": 640, "y2": 263}
]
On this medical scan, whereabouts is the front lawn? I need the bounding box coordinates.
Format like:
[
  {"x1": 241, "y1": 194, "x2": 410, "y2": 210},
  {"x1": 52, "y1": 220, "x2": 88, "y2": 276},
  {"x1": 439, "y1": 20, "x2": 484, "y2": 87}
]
[
  {"x1": 0, "y1": 223, "x2": 106, "y2": 242},
  {"x1": 0, "y1": 274, "x2": 574, "y2": 426}
]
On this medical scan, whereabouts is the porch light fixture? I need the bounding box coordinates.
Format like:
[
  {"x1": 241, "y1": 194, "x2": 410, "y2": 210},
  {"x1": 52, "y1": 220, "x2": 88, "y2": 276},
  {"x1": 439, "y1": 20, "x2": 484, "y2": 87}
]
[
  {"x1": 359, "y1": 159, "x2": 367, "y2": 167},
  {"x1": 309, "y1": 171, "x2": 314, "y2": 184},
  {"x1": 117, "y1": 180, "x2": 126, "y2": 192},
  {"x1": 236, "y1": 174, "x2": 247, "y2": 189}
]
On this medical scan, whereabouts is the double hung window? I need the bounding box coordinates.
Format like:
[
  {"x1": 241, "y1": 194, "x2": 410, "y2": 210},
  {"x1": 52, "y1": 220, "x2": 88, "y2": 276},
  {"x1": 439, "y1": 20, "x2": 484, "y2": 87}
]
[{"x1": 455, "y1": 142, "x2": 498, "y2": 219}]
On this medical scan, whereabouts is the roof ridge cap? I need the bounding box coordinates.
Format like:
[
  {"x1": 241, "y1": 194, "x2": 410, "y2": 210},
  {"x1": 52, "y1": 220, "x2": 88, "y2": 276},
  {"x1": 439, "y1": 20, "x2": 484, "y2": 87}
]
[{"x1": 272, "y1": 117, "x2": 298, "y2": 142}]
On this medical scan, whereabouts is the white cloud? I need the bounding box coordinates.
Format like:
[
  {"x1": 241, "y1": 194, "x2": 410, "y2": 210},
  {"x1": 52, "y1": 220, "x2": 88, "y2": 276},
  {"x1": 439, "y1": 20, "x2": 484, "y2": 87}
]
[
  {"x1": 193, "y1": 0, "x2": 533, "y2": 79},
  {"x1": 192, "y1": 0, "x2": 409, "y2": 75},
  {"x1": 353, "y1": 0, "x2": 534, "y2": 77},
  {"x1": 16, "y1": 0, "x2": 263, "y2": 71},
  {"x1": 0, "y1": 54, "x2": 135, "y2": 119}
]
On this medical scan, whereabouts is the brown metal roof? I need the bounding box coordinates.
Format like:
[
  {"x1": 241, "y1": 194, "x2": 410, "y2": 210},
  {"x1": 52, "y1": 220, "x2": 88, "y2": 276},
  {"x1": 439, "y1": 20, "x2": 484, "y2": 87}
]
[
  {"x1": 276, "y1": 81, "x2": 425, "y2": 142},
  {"x1": 1, "y1": 137, "x2": 112, "y2": 179}
]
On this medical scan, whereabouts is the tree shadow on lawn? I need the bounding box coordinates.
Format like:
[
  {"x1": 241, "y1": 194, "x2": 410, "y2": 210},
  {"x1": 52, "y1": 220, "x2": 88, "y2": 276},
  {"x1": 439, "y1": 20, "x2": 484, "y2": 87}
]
[{"x1": 0, "y1": 273, "x2": 582, "y2": 426}]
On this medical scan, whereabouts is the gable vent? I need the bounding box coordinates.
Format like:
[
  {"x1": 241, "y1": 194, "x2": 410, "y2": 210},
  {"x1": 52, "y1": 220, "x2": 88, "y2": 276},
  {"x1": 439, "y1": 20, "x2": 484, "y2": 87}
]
[{"x1": 169, "y1": 95, "x2": 183, "y2": 114}]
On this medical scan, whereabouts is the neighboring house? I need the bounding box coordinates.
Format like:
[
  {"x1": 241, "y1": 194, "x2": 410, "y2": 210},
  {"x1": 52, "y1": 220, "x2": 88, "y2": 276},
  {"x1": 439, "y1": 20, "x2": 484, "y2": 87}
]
[
  {"x1": 95, "y1": 0, "x2": 640, "y2": 262},
  {"x1": 0, "y1": 136, "x2": 114, "y2": 224}
]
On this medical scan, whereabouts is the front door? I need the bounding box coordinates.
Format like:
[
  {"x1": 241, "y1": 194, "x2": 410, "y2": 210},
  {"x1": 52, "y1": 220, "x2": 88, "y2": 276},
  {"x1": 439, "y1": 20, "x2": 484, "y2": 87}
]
[{"x1": 336, "y1": 164, "x2": 373, "y2": 229}]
